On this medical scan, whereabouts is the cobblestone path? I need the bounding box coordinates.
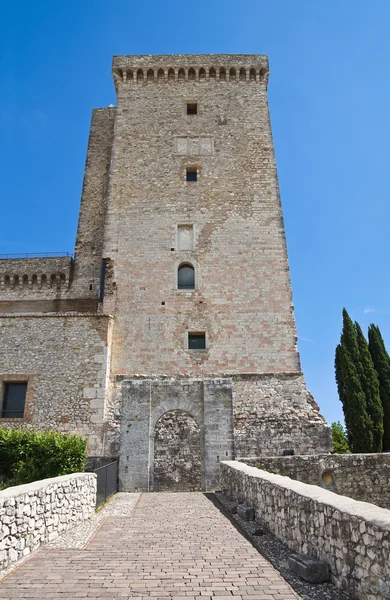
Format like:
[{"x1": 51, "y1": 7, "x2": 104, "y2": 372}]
[{"x1": 0, "y1": 492, "x2": 301, "y2": 600}]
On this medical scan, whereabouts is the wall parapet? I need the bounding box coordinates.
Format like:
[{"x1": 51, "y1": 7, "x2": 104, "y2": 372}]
[
  {"x1": 243, "y1": 453, "x2": 390, "y2": 509},
  {"x1": 220, "y1": 460, "x2": 390, "y2": 600},
  {"x1": 112, "y1": 54, "x2": 269, "y2": 88},
  {"x1": 0, "y1": 256, "x2": 73, "y2": 297},
  {"x1": 0, "y1": 473, "x2": 96, "y2": 571}
]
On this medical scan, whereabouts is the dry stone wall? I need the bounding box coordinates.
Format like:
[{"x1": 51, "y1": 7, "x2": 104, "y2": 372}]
[
  {"x1": 0, "y1": 473, "x2": 96, "y2": 571},
  {"x1": 244, "y1": 453, "x2": 390, "y2": 509},
  {"x1": 221, "y1": 460, "x2": 390, "y2": 600}
]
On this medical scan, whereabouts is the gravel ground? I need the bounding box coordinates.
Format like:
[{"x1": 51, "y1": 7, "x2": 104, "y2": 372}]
[
  {"x1": 0, "y1": 492, "x2": 140, "y2": 580},
  {"x1": 214, "y1": 492, "x2": 354, "y2": 600}
]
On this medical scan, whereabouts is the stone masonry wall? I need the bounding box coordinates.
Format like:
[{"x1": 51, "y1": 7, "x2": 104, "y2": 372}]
[
  {"x1": 232, "y1": 374, "x2": 331, "y2": 456},
  {"x1": 221, "y1": 460, "x2": 390, "y2": 600},
  {"x1": 154, "y1": 410, "x2": 202, "y2": 492},
  {"x1": 0, "y1": 313, "x2": 114, "y2": 456},
  {"x1": 103, "y1": 55, "x2": 300, "y2": 376},
  {"x1": 0, "y1": 473, "x2": 96, "y2": 571},
  {"x1": 244, "y1": 453, "x2": 390, "y2": 509}
]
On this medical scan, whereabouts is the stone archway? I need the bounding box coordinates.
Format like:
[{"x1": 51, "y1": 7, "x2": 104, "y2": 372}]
[{"x1": 153, "y1": 410, "x2": 202, "y2": 492}]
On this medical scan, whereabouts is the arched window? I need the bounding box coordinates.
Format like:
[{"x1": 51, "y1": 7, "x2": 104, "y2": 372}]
[
  {"x1": 239, "y1": 68, "x2": 246, "y2": 81},
  {"x1": 178, "y1": 68, "x2": 185, "y2": 80},
  {"x1": 229, "y1": 67, "x2": 236, "y2": 81},
  {"x1": 219, "y1": 67, "x2": 226, "y2": 81},
  {"x1": 260, "y1": 68, "x2": 267, "y2": 81},
  {"x1": 168, "y1": 68, "x2": 175, "y2": 81},
  {"x1": 137, "y1": 69, "x2": 144, "y2": 83},
  {"x1": 249, "y1": 68, "x2": 256, "y2": 81},
  {"x1": 127, "y1": 70, "x2": 133, "y2": 82},
  {"x1": 209, "y1": 67, "x2": 216, "y2": 80},
  {"x1": 188, "y1": 67, "x2": 196, "y2": 80},
  {"x1": 199, "y1": 67, "x2": 206, "y2": 80},
  {"x1": 147, "y1": 68, "x2": 154, "y2": 81},
  {"x1": 158, "y1": 68, "x2": 165, "y2": 81},
  {"x1": 178, "y1": 264, "x2": 195, "y2": 289}
]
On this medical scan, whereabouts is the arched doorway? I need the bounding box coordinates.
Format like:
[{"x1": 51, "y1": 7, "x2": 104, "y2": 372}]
[{"x1": 153, "y1": 410, "x2": 202, "y2": 491}]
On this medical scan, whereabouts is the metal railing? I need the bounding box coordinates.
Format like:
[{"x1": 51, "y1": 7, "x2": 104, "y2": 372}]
[
  {"x1": 95, "y1": 461, "x2": 118, "y2": 507},
  {"x1": 0, "y1": 252, "x2": 72, "y2": 259}
]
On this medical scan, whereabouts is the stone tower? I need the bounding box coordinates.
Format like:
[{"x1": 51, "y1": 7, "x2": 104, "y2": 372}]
[
  {"x1": 0, "y1": 54, "x2": 331, "y2": 493},
  {"x1": 101, "y1": 54, "x2": 330, "y2": 490}
]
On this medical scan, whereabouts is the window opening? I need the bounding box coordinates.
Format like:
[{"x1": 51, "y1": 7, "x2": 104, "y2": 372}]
[
  {"x1": 178, "y1": 264, "x2": 195, "y2": 289},
  {"x1": 187, "y1": 103, "x2": 197, "y2": 115},
  {"x1": 2, "y1": 382, "x2": 27, "y2": 419},
  {"x1": 188, "y1": 333, "x2": 206, "y2": 350},
  {"x1": 186, "y1": 167, "x2": 197, "y2": 182}
]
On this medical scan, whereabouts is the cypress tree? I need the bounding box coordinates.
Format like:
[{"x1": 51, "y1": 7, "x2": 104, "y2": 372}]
[
  {"x1": 355, "y1": 322, "x2": 383, "y2": 452},
  {"x1": 334, "y1": 309, "x2": 373, "y2": 453},
  {"x1": 368, "y1": 324, "x2": 390, "y2": 451}
]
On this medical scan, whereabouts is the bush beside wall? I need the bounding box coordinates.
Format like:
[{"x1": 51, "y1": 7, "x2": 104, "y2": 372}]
[{"x1": 0, "y1": 428, "x2": 87, "y2": 488}]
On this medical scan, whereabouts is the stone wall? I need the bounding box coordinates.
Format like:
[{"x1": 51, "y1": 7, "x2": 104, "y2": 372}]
[
  {"x1": 221, "y1": 460, "x2": 390, "y2": 600},
  {"x1": 244, "y1": 453, "x2": 390, "y2": 509},
  {"x1": 0, "y1": 473, "x2": 96, "y2": 571},
  {"x1": 0, "y1": 313, "x2": 115, "y2": 456},
  {"x1": 232, "y1": 374, "x2": 331, "y2": 457},
  {"x1": 154, "y1": 410, "x2": 202, "y2": 491},
  {"x1": 118, "y1": 377, "x2": 234, "y2": 492}
]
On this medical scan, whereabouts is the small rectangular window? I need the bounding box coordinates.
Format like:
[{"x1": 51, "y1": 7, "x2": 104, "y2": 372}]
[
  {"x1": 178, "y1": 225, "x2": 194, "y2": 250},
  {"x1": 188, "y1": 332, "x2": 206, "y2": 350},
  {"x1": 186, "y1": 167, "x2": 197, "y2": 182},
  {"x1": 2, "y1": 382, "x2": 27, "y2": 419},
  {"x1": 187, "y1": 103, "x2": 197, "y2": 115}
]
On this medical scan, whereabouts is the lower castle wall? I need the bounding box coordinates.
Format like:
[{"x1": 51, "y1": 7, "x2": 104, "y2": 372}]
[
  {"x1": 243, "y1": 453, "x2": 390, "y2": 510},
  {"x1": 221, "y1": 460, "x2": 390, "y2": 600},
  {"x1": 0, "y1": 314, "x2": 114, "y2": 456},
  {"x1": 232, "y1": 374, "x2": 332, "y2": 457},
  {"x1": 0, "y1": 473, "x2": 96, "y2": 571}
]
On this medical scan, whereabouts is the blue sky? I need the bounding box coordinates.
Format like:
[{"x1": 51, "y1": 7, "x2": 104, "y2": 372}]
[{"x1": 1, "y1": 1, "x2": 390, "y2": 425}]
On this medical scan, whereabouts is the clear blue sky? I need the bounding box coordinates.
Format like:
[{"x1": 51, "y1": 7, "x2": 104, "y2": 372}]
[{"x1": 1, "y1": 1, "x2": 390, "y2": 425}]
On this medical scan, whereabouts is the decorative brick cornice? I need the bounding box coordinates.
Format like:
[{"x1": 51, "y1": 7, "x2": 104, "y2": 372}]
[{"x1": 112, "y1": 54, "x2": 269, "y2": 89}]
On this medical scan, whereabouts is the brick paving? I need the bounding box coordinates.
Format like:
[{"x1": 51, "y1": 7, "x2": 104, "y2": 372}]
[{"x1": 0, "y1": 492, "x2": 301, "y2": 600}]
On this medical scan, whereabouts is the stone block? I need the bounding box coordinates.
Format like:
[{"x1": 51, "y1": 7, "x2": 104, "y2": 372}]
[
  {"x1": 237, "y1": 505, "x2": 255, "y2": 521},
  {"x1": 288, "y1": 553, "x2": 329, "y2": 583}
]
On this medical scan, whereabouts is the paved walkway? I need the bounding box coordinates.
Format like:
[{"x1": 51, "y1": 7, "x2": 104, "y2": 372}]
[{"x1": 0, "y1": 493, "x2": 300, "y2": 600}]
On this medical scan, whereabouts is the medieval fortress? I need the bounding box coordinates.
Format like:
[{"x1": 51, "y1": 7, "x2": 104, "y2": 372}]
[{"x1": 0, "y1": 54, "x2": 331, "y2": 492}]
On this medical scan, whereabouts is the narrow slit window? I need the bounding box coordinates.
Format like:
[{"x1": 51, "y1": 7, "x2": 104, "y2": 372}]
[
  {"x1": 1, "y1": 382, "x2": 27, "y2": 419},
  {"x1": 188, "y1": 333, "x2": 206, "y2": 350},
  {"x1": 187, "y1": 103, "x2": 197, "y2": 115},
  {"x1": 186, "y1": 167, "x2": 197, "y2": 182},
  {"x1": 178, "y1": 264, "x2": 195, "y2": 289}
]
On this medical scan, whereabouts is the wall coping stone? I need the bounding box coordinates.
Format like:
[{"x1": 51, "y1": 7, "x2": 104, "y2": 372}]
[
  {"x1": 0, "y1": 472, "x2": 96, "y2": 499},
  {"x1": 222, "y1": 460, "x2": 390, "y2": 531}
]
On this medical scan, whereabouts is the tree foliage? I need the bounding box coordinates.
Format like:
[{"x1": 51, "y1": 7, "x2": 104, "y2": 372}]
[
  {"x1": 368, "y1": 324, "x2": 390, "y2": 452},
  {"x1": 335, "y1": 309, "x2": 374, "y2": 452},
  {"x1": 0, "y1": 428, "x2": 87, "y2": 488},
  {"x1": 355, "y1": 323, "x2": 383, "y2": 452},
  {"x1": 331, "y1": 421, "x2": 350, "y2": 454}
]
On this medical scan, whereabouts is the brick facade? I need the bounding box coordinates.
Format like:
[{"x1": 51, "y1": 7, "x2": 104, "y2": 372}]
[{"x1": 0, "y1": 54, "x2": 331, "y2": 491}]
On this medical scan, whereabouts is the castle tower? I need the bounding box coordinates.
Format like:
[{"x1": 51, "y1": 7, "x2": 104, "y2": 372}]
[
  {"x1": 0, "y1": 54, "x2": 331, "y2": 493},
  {"x1": 97, "y1": 54, "x2": 331, "y2": 491}
]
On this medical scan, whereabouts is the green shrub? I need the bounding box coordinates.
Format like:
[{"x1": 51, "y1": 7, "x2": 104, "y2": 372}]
[
  {"x1": 0, "y1": 428, "x2": 87, "y2": 487},
  {"x1": 331, "y1": 421, "x2": 351, "y2": 454}
]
